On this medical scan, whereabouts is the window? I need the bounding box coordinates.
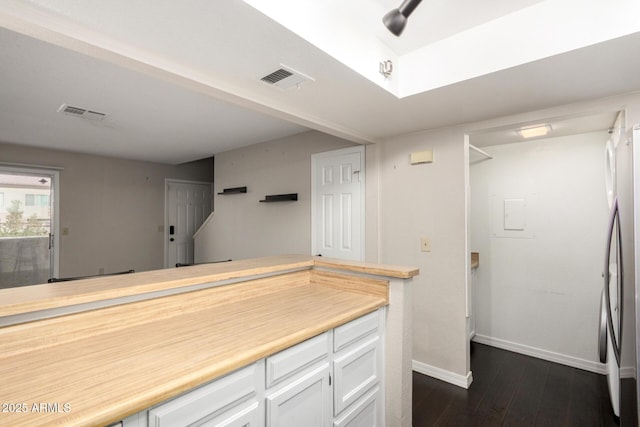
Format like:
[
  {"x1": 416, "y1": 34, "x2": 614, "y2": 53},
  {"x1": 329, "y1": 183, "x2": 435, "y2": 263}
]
[{"x1": 25, "y1": 194, "x2": 49, "y2": 207}]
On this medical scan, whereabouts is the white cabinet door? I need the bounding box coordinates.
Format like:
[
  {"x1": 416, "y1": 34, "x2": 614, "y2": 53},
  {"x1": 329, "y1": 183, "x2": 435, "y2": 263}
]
[{"x1": 266, "y1": 363, "x2": 331, "y2": 427}]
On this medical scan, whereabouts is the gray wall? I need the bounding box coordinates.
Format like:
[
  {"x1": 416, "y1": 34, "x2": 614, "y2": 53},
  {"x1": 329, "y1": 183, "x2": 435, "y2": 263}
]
[{"x1": 0, "y1": 142, "x2": 212, "y2": 278}]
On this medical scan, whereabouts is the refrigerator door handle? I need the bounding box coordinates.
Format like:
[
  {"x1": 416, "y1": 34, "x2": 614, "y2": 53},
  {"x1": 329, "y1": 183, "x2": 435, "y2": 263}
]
[
  {"x1": 599, "y1": 289, "x2": 608, "y2": 363},
  {"x1": 615, "y1": 197, "x2": 624, "y2": 361},
  {"x1": 604, "y1": 197, "x2": 621, "y2": 366}
]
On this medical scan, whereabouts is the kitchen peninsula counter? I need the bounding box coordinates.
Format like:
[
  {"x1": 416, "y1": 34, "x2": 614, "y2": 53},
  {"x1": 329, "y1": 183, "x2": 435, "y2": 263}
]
[{"x1": 0, "y1": 255, "x2": 417, "y2": 427}]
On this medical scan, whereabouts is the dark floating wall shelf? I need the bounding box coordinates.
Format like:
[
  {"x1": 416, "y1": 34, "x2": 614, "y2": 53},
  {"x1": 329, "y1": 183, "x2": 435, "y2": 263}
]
[
  {"x1": 218, "y1": 186, "x2": 247, "y2": 195},
  {"x1": 259, "y1": 193, "x2": 298, "y2": 203}
]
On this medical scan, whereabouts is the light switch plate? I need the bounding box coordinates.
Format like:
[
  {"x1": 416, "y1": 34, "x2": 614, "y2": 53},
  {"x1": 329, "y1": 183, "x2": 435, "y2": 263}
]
[{"x1": 420, "y1": 237, "x2": 431, "y2": 252}]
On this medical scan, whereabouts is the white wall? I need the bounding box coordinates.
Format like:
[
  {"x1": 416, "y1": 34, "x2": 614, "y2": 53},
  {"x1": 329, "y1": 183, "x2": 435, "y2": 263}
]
[
  {"x1": 469, "y1": 131, "x2": 609, "y2": 369},
  {"x1": 378, "y1": 128, "x2": 470, "y2": 382},
  {"x1": 195, "y1": 131, "x2": 355, "y2": 262}
]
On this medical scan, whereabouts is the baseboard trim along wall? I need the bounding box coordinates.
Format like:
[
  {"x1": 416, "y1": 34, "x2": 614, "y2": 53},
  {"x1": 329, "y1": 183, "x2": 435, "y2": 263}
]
[
  {"x1": 473, "y1": 334, "x2": 607, "y2": 375},
  {"x1": 412, "y1": 360, "x2": 473, "y2": 389}
]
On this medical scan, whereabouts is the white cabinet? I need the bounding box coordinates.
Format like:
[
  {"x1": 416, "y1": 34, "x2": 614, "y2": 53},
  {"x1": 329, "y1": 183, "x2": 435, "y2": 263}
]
[
  {"x1": 266, "y1": 363, "x2": 332, "y2": 427},
  {"x1": 116, "y1": 310, "x2": 384, "y2": 427},
  {"x1": 148, "y1": 362, "x2": 262, "y2": 427},
  {"x1": 332, "y1": 310, "x2": 383, "y2": 427},
  {"x1": 265, "y1": 332, "x2": 331, "y2": 427}
]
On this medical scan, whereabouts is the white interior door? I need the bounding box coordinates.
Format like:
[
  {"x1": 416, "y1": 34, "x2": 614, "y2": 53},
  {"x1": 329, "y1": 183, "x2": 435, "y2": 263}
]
[
  {"x1": 165, "y1": 180, "x2": 212, "y2": 267},
  {"x1": 312, "y1": 146, "x2": 364, "y2": 261}
]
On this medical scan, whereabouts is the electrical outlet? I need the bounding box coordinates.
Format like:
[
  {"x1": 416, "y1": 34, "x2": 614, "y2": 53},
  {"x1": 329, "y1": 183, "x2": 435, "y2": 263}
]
[
  {"x1": 420, "y1": 237, "x2": 431, "y2": 252},
  {"x1": 98, "y1": 268, "x2": 105, "y2": 275}
]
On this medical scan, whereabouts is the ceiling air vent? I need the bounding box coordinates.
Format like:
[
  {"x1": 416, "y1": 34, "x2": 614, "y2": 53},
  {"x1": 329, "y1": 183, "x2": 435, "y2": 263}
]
[
  {"x1": 57, "y1": 104, "x2": 108, "y2": 121},
  {"x1": 261, "y1": 68, "x2": 293, "y2": 85},
  {"x1": 259, "y1": 65, "x2": 314, "y2": 90}
]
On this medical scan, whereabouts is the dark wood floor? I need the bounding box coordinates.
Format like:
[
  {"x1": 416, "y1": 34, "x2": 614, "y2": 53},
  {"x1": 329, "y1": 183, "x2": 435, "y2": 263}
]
[{"x1": 413, "y1": 342, "x2": 619, "y2": 427}]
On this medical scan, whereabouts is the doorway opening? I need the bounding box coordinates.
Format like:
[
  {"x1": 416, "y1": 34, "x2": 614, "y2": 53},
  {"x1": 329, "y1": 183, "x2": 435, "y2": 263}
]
[
  {"x1": 466, "y1": 111, "x2": 621, "y2": 375},
  {"x1": 0, "y1": 166, "x2": 59, "y2": 288}
]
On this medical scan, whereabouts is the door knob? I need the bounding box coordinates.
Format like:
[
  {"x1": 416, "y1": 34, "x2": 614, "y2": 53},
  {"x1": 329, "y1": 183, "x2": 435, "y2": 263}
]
[{"x1": 170, "y1": 238, "x2": 174, "y2": 242}]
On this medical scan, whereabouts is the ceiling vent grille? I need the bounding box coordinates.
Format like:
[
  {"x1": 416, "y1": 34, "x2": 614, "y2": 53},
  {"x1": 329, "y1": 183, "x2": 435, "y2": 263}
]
[
  {"x1": 261, "y1": 68, "x2": 293, "y2": 85},
  {"x1": 57, "y1": 104, "x2": 108, "y2": 121},
  {"x1": 259, "y1": 65, "x2": 314, "y2": 90}
]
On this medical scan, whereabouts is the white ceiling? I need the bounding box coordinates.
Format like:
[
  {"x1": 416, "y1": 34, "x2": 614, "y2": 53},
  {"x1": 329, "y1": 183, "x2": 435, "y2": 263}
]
[
  {"x1": 0, "y1": 27, "x2": 307, "y2": 164},
  {"x1": 375, "y1": 0, "x2": 545, "y2": 53},
  {"x1": 1, "y1": 0, "x2": 639, "y2": 164}
]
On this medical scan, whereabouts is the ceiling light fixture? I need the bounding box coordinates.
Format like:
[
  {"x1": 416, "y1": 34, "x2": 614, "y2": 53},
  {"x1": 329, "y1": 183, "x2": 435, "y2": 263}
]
[
  {"x1": 516, "y1": 124, "x2": 552, "y2": 139},
  {"x1": 382, "y1": 0, "x2": 423, "y2": 37}
]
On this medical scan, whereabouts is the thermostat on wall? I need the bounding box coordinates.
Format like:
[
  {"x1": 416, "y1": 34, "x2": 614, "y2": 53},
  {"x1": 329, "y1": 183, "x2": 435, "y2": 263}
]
[{"x1": 410, "y1": 150, "x2": 433, "y2": 165}]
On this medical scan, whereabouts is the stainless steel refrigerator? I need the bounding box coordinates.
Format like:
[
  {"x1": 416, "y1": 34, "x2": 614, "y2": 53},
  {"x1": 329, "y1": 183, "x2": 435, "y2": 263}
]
[{"x1": 600, "y1": 117, "x2": 639, "y2": 425}]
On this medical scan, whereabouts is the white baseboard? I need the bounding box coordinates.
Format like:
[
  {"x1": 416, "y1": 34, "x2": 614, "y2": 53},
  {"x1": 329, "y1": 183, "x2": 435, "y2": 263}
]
[
  {"x1": 412, "y1": 360, "x2": 473, "y2": 389},
  {"x1": 472, "y1": 334, "x2": 607, "y2": 375},
  {"x1": 621, "y1": 366, "x2": 636, "y2": 379}
]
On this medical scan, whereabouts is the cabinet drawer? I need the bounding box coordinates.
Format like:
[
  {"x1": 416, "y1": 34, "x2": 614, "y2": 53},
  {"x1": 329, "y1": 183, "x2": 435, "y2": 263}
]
[
  {"x1": 333, "y1": 311, "x2": 379, "y2": 352},
  {"x1": 333, "y1": 385, "x2": 380, "y2": 427},
  {"x1": 199, "y1": 399, "x2": 261, "y2": 427},
  {"x1": 266, "y1": 332, "x2": 329, "y2": 388},
  {"x1": 333, "y1": 336, "x2": 380, "y2": 416},
  {"x1": 148, "y1": 363, "x2": 258, "y2": 427}
]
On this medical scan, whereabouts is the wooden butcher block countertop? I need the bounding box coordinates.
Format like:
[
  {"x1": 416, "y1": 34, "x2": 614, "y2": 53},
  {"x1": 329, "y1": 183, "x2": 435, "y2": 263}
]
[
  {"x1": 0, "y1": 254, "x2": 417, "y2": 318},
  {"x1": 0, "y1": 256, "x2": 416, "y2": 426}
]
